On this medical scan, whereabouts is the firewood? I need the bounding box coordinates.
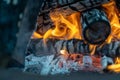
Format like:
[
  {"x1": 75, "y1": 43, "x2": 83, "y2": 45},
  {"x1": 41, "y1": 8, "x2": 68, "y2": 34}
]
[
  {"x1": 26, "y1": 39, "x2": 120, "y2": 59},
  {"x1": 35, "y1": 0, "x2": 110, "y2": 37},
  {"x1": 26, "y1": 39, "x2": 88, "y2": 56},
  {"x1": 98, "y1": 41, "x2": 120, "y2": 58},
  {"x1": 81, "y1": 9, "x2": 111, "y2": 44}
]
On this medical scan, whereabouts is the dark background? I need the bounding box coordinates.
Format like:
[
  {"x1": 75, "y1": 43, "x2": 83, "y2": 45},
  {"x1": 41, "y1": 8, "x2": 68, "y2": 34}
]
[{"x1": 0, "y1": 0, "x2": 43, "y2": 68}]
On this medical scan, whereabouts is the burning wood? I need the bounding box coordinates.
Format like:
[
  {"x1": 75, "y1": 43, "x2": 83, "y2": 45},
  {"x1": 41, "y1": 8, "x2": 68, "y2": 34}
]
[
  {"x1": 25, "y1": 0, "x2": 120, "y2": 75},
  {"x1": 81, "y1": 9, "x2": 111, "y2": 44},
  {"x1": 34, "y1": 0, "x2": 110, "y2": 39},
  {"x1": 32, "y1": 0, "x2": 120, "y2": 45}
]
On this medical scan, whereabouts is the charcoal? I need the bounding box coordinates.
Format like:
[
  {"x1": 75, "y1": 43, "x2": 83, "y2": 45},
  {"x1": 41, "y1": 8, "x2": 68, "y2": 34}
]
[
  {"x1": 26, "y1": 39, "x2": 90, "y2": 56},
  {"x1": 36, "y1": 13, "x2": 53, "y2": 35},
  {"x1": 27, "y1": 39, "x2": 56, "y2": 56},
  {"x1": 108, "y1": 41, "x2": 120, "y2": 58},
  {"x1": 41, "y1": 0, "x2": 109, "y2": 12},
  {"x1": 116, "y1": 46, "x2": 120, "y2": 57},
  {"x1": 98, "y1": 41, "x2": 120, "y2": 58},
  {"x1": 67, "y1": 39, "x2": 75, "y2": 54},
  {"x1": 115, "y1": 0, "x2": 120, "y2": 10},
  {"x1": 74, "y1": 40, "x2": 79, "y2": 53},
  {"x1": 55, "y1": 40, "x2": 65, "y2": 54},
  {"x1": 78, "y1": 41, "x2": 84, "y2": 53},
  {"x1": 26, "y1": 38, "x2": 120, "y2": 58},
  {"x1": 77, "y1": 40, "x2": 89, "y2": 54},
  {"x1": 61, "y1": 40, "x2": 68, "y2": 51}
]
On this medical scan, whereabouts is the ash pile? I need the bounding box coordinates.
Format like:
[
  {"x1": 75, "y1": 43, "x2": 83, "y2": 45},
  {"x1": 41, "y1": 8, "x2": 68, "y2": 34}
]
[{"x1": 24, "y1": 52, "x2": 103, "y2": 75}]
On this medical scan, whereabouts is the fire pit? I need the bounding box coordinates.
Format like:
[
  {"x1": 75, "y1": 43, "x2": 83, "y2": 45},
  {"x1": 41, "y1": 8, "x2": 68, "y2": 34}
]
[{"x1": 24, "y1": 0, "x2": 120, "y2": 75}]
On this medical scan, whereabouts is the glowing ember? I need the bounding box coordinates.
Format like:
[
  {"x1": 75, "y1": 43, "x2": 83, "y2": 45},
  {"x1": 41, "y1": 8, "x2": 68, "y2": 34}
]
[{"x1": 24, "y1": 50, "x2": 103, "y2": 75}]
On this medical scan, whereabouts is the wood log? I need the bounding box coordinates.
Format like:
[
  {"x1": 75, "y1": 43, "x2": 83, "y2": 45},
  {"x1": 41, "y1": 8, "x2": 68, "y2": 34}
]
[
  {"x1": 97, "y1": 41, "x2": 120, "y2": 58},
  {"x1": 36, "y1": 0, "x2": 110, "y2": 36},
  {"x1": 26, "y1": 39, "x2": 120, "y2": 59},
  {"x1": 81, "y1": 9, "x2": 111, "y2": 44},
  {"x1": 26, "y1": 39, "x2": 89, "y2": 56}
]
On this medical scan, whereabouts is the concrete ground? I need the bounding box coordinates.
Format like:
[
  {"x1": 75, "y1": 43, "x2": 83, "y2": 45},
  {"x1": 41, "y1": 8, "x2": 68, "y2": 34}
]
[{"x1": 0, "y1": 68, "x2": 120, "y2": 80}]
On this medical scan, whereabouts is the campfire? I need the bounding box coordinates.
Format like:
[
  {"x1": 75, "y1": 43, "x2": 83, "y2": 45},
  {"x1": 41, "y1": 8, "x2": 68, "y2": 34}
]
[{"x1": 24, "y1": 0, "x2": 120, "y2": 75}]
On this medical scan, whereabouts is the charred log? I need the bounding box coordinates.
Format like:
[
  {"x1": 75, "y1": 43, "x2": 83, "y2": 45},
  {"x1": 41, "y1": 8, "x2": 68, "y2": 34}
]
[
  {"x1": 97, "y1": 41, "x2": 120, "y2": 58},
  {"x1": 26, "y1": 39, "x2": 89, "y2": 56},
  {"x1": 36, "y1": 0, "x2": 110, "y2": 35},
  {"x1": 81, "y1": 9, "x2": 111, "y2": 44},
  {"x1": 27, "y1": 38, "x2": 120, "y2": 59},
  {"x1": 115, "y1": 0, "x2": 120, "y2": 10},
  {"x1": 116, "y1": 46, "x2": 120, "y2": 57}
]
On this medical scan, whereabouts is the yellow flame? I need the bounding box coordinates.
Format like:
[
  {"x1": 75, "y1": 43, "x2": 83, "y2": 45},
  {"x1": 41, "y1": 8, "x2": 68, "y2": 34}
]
[
  {"x1": 102, "y1": 0, "x2": 120, "y2": 43},
  {"x1": 107, "y1": 57, "x2": 120, "y2": 72},
  {"x1": 89, "y1": 45, "x2": 97, "y2": 55},
  {"x1": 60, "y1": 50, "x2": 70, "y2": 60},
  {"x1": 102, "y1": 0, "x2": 120, "y2": 73},
  {"x1": 31, "y1": 32, "x2": 43, "y2": 39},
  {"x1": 60, "y1": 49, "x2": 68, "y2": 55},
  {"x1": 43, "y1": 12, "x2": 82, "y2": 40}
]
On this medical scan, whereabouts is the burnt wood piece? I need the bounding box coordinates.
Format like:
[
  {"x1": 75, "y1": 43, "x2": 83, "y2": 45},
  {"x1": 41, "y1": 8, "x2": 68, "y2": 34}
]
[
  {"x1": 116, "y1": 45, "x2": 120, "y2": 57},
  {"x1": 97, "y1": 41, "x2": 120, "y2": 58},
  {"x1": 36, "y1": 0, "x2": 110, "y2": 35},
  {"x1": 81, "y1": 9, "x2": 111, "y2": 44},
  {"x1": 115, "y1": 0, "x2": 120, "y2": 10},
  {"x1": 26, "y1": 39, "x2": 89, "y2": 56},
  {"x1": 26, "y1": 38, "x2": 120, "y2": 59},
  {"x1": 41, "y1": 0, "x2": 110, "y2": 12}
]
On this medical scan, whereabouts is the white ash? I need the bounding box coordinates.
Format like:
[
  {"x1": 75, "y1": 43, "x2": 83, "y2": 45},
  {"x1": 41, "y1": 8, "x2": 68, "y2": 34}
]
[
  {"x1": 101, "y1": 55, "x2": 114, "y2": 69},
  {"x1": 24, "y1": 54, "x2": 109, "y2": 75}
]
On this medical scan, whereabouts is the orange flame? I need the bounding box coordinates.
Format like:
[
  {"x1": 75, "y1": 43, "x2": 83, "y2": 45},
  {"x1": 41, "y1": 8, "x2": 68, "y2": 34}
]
[
  {"x1": 89, "y1": 45, "x2": 97, "y2": 55},
  {"x1": 102, "y1": 0, "x2": 120, "y2": 43},
  {"x1": 102, "y1": 0, "x2": 120, "y2": 73},
  {"x1": 33, "y1": 0, "x2": 120, "y2": 42},
  {"x1": 107, "y1": 57, "x2": 120, "y2": 73},
  {"x1": 43, "y1": 12, "x2": 82, "y2": 41}
]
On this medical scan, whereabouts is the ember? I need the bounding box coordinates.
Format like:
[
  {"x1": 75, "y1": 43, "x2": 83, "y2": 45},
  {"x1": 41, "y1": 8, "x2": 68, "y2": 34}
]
[{"x1": 24, "y1": 50, "x2": 103, "y2": 75}]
